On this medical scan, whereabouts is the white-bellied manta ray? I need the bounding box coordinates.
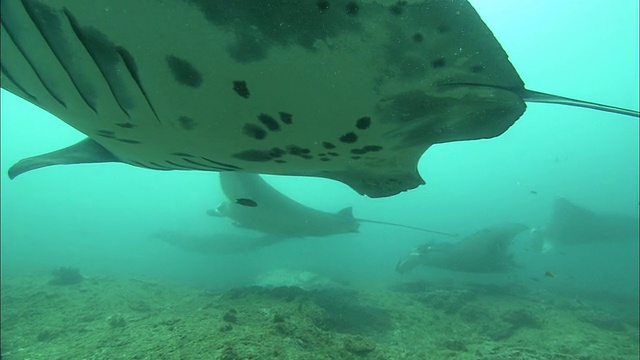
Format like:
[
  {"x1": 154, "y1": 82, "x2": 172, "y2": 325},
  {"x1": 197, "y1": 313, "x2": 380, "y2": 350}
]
[
  {"x1": 208, "y1": 172, "x2": 457, "y2": 238},
  {"x1": 2, "y1": 0, "x2": 638, "y2": 197}
]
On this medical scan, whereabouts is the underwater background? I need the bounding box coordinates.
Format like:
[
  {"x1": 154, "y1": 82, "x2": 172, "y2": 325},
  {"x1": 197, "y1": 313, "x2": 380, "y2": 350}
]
[{"x1": 1, "y1": 1, "x2": 638, "y2": 359}]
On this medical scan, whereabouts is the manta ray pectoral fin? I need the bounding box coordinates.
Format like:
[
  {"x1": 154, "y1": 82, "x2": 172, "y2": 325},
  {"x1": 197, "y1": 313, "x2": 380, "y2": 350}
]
[
  {"x1": 8, "y1": 138, "x2": 120, "y2": 179},
  {"x1": 521, "y1": 89, "x2": 640, "y2": 118}
]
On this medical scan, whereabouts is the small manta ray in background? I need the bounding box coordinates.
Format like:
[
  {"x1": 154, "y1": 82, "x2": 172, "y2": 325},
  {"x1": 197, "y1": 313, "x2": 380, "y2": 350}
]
[
  {"x1": 208, "y1": 172, "x2": 457, "y2": 238},
  {"x1": 529, "y1": 197, "x2": 639, "y2": 252},
  {"x1": 395, "y1": 223, "x2": 530, "y2": 274},
  {"x1": 1, "y1": 1, "x2": 638, "y2": 197}
]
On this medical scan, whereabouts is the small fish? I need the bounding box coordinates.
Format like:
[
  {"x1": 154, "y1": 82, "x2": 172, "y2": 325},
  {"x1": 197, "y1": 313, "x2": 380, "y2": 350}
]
[
  {"x1": 544, "y1": 271, "x2": 557, "y2": 278},
  {"x1": 530, "y1": 190, "x2": 538, "y2": 195},
  {"x1": 235, "y1": 198, "x2": 258, "y2": 207}
]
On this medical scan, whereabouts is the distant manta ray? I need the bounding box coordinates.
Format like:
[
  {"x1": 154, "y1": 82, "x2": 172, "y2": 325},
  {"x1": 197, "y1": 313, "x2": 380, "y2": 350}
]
[
  {"x1": 530, "y1": 197, "x2": 639, "y2": 251},
  {"x1": 208, "y1": 172, "x2": 457, "y2": 238},
  {"x1": 152, "y1": 230, "x2": 282, "y2": 254},
  {"x1": 1, "y1": 1, "x2": 638, "y2": 197},
  {"x1": 396, "y1": 223, "x2": 529, "y2": 274}
]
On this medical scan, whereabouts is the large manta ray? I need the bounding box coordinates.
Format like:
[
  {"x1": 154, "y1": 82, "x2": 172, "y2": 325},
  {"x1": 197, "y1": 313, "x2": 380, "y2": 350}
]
[
  {"x1": 210, "y1": 171, "x2": 456, "y2": 238},
  {"x1": 2, "y1": 1, "x2": 638, "y2": 197}
]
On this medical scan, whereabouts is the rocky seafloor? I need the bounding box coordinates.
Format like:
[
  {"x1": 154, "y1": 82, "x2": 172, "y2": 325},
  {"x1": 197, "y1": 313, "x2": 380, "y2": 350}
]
[{"x1": 1, "y1": 273, "x2": 638, "y2": 360}]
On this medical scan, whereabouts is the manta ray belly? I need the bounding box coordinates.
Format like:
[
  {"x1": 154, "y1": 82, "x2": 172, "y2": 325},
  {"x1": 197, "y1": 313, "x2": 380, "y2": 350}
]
[{"x1": 1, "y1": 0, "x2": 526, "y2": 197}]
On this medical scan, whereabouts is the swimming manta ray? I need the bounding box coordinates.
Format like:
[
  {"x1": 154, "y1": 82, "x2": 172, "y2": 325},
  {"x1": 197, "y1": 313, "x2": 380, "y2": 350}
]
[
  {"x1": 2, "y1": 1, "x2": 638, "y2": 197},
  {"x1": 396, "y1": 223, "x2": 529, "y2": 274},
  {"x1": 530, "y1": 197, "x2": 639, "y2": 251},
  {"x1": 209, "y1": 171, "x2": 457, "y2": 238}
]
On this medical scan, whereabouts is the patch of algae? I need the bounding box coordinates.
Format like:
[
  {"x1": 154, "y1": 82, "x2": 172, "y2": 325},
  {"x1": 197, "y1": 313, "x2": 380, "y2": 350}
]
[{"x1": 1, "y1": 275, "x2": 638, "y2": 359}]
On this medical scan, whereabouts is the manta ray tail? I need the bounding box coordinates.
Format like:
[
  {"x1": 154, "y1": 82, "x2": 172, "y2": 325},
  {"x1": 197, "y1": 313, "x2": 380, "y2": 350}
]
[
  {"x1": 355, "y1": 218, "x2": 459, "y2": 237},
  {"x1": 8, "y1": 138, "x2": 120, "y2": 179},
  {"x1": 522, "y1": 89, "x2": 640, "y2": 118},
  {"x1": 337, "y1": 206, "x2": 457, "y2": 237}
]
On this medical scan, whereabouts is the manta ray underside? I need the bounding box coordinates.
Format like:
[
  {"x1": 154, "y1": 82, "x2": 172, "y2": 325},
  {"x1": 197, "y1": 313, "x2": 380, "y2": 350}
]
[{"x1": 2, "y1": 0, "x2": 638, "y2": 197}]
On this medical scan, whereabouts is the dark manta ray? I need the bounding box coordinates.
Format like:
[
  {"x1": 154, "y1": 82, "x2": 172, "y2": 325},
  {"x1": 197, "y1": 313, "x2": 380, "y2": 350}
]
[
  {"x1": 2, "y1": 1, "x2": 638, "y2": 197},
  {"x1": 396, "y1": 223, "x2": 529, "y2": 274},
  {"x1": 209, "y1": 172, "x2": 456, "y2": 238},
  {"x1": 530, "y1": 197, "x2": 639, "y2": 251}
]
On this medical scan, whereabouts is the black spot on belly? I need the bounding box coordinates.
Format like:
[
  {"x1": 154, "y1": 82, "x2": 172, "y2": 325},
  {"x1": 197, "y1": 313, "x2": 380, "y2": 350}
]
[
  {"x1": 363, "y1": 145, "x2": 383, "y2": 152},
  {"x1": 270, "y1": 147, "x2": 286, "y2": 158},
  {"x1": 243, "y1": 124, "x2": 268, "y2": 140},
  {"x1": 345, "y1": 2, "x2": 359, "y2": 16},
  {"x1": 178, "y1": 116, "x2": 197, "y2": 130},
  {"x1": 437, "y1": 25, "x2": 451, "y2": 34},
  {"x1": 356, "y1": 116, "x2": 371, "y2": 130},
  {"x1": 320, "y1": 157, "x2": 331, "y2": 161},
  {"x1": 287, "y1": 145, "x2": 310, "y2": 155},
  {"x1": 274, "y1": 159, "x2": 287, "y2": 164},
  {"x1": 317, "y1": 0, "x2": 330, "y2": 13},
  {"x1": 351, "y1": 156, "x2": 361, "y2": 160},
  {"x1": 233, "y1": 81, "x2": 250, "y2": 98},
  {"x1": 431, "y1": 57, "x2": 446, "y2": 69},
  {"x1": 116, "y1": 123, "x2": 137, "y2": 129},
  {"x1": 300, "y1": 154, "x2": 314, "y2": 159},
  {"x1": 339, "y1": 132, "x2": 358, "y2": 144},
  {"x1": 412, "y1": 33, "x2": 424, "y2": 43},
  {"x1": 279, "y1": 112, "x2": 293, "y2": 125},
  {"x1": 166, "y1": 55, "x2": 202, "y2": 88},
  {"x1": 258, "y1": 113, "x2": 281, "y2": 131},
  {"x1": 117, "y1": 138, "x2": 141, "y2": 144},
  {"x1": 470, "y1": 65, "x2": 484, "y2": 73},
  {"x1": 323, "y1": 142, "x2": 336, "y2": 149},
  {"x1": 350, "y1": 145, "x2": 383, "y2": 155},
  {"x1": 328, "y1": 152, "x2": 339, "y2": 156},
  {"x1": 233, "y1": 150, "x2": 273, "y2": 162},
  {"x1": 236, "y1": 198, "x2": 258, "y2": 207}
]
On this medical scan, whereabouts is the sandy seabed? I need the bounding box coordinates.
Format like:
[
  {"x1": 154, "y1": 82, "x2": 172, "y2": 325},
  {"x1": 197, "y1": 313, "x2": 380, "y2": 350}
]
[{"x1": 1, "y1": 274, "x2": 638, "y2": 360}]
